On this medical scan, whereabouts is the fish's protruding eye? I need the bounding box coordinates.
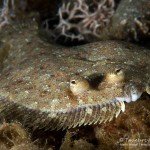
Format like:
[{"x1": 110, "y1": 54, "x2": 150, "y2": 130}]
[
  {"x1": 71, "y1": 80, "x2": 76, "y2": 84},
  {"x1": 115, "y1": 68, "x2": 123, "y2": 74}
]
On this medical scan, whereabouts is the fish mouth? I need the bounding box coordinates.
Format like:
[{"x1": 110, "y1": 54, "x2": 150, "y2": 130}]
[{"x1": 116, "y1": 82, "x2": 143, "y2": 103}]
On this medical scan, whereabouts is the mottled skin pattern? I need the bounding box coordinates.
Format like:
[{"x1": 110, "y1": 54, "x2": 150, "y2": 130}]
[{"x1": 0, "y1": 40, "x2": 149, "y2": 130}]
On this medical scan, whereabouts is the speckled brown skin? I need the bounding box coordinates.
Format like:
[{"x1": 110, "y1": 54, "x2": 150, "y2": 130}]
[{"x1": 0, "y1": 35, "x2": 149, "y2": 130}]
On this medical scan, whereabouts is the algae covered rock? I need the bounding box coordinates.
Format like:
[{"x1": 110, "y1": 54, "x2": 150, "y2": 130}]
[
  {"x1": 0, "y1": 122, "x2": 39, "y2": 150},
  {"x1": 110, "y1": 0, "x2": 150, "y2": 42}
]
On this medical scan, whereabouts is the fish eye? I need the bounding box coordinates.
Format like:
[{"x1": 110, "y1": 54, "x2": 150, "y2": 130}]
[
  {"x1": 71, "y1": 80, "x2": 76, "y2": 84},
  {"x1": 115, "y1": 68, "x2": 123, "y2": 74}
]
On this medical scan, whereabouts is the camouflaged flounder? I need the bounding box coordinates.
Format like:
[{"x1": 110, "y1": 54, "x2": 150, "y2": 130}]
[{"x1": 0, "y1": 40, "x2": 149, "y2": 130}]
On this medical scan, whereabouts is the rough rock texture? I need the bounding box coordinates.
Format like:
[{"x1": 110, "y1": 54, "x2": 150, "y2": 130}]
[{"x1": 110, "y1": 0, "x2": 150, "y2": 43}]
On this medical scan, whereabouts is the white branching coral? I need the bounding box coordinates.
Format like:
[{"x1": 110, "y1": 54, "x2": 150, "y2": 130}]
[
  {"x1": 45, "y1": 0, "x2": 115, "y2": 43},
  {"x1": 0, "y1": 0, "x2": 27, "y2": 29},
  {"x1": 0, "y1": 0, "x2": 15, "y2": 29}
]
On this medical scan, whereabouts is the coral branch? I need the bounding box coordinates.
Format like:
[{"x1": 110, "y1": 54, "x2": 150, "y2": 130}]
[
  {"x1": 0, "y1": 0, "x2": 10, "y2": 29},
  {"x1": 0, "y1": 0, "x2": 27, "y2": 30},
  {"x1": 0, "y1": 0, "x2": 18, "y2": 29},
  {"x1": 45, "y1": 0, "x2": 115, "y2": 43}
]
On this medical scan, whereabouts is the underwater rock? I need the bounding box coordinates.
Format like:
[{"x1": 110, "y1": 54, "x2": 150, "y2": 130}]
[{"x1": 110, "y1": 0, "x2": 150, "y2": 43}]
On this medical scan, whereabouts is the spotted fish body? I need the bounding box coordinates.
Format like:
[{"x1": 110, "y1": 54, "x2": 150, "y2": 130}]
[{"x1": 0, "y1": 40, "x2": 149, "y2": 130}]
